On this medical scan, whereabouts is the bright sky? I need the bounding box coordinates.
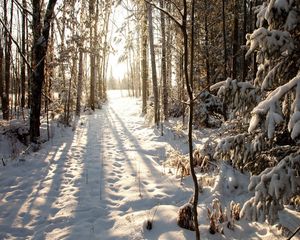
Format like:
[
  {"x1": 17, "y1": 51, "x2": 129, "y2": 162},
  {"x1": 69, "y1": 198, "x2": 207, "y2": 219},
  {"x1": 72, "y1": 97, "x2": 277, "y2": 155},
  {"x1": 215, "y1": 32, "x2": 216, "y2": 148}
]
[{"x1": 108, "y1": 4, "x2": 128, "y2": 80}]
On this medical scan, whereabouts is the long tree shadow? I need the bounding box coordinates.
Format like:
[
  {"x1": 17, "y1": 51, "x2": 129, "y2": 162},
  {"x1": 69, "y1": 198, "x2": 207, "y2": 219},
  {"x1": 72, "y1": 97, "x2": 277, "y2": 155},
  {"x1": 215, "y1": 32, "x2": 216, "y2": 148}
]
[
  {"x1": 65, "y1": 110, "x2": 116, "y2": 239},
  {"x1": 106, "y1": 106, "x2": 191, "y2": 208},
  {"x1": 0, "y1": 125, "x2": 77, "y2": 239}
]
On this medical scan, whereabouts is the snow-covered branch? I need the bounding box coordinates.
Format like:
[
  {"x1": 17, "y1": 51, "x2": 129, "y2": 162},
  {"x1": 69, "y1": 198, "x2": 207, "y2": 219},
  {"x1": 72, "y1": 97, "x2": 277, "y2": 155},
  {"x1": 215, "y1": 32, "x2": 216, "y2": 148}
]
[
  {"x1": 240, "y1": 151, "x2": 300, "y2": 224},
  {"x1": 249, "y1": 72, "x2": 300, "y2": 139}
]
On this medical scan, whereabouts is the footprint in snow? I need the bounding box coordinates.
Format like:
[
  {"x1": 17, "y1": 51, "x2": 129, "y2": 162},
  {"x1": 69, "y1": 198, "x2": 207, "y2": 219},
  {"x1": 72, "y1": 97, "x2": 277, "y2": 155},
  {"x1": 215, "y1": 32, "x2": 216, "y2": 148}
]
[
  {"x1": 106, "y1": 178, "x2": 118, "y2": 184},
  {"x1": 113, "y1": 162, "x2": 122, "y2": 168},
  {"x1": 142, "y1": 181, "x2": 149, "y2": 185},
  {"x1": 123, "y1": 186, "x2": 131, "y2": 190}
]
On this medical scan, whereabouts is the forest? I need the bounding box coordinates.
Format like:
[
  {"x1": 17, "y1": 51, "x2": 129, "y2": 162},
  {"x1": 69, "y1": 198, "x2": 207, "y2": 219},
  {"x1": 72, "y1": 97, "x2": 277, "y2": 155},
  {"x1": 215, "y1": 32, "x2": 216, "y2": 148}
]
[{"x1": 0, "y1": 0, "x2": 299, "y2": 239}]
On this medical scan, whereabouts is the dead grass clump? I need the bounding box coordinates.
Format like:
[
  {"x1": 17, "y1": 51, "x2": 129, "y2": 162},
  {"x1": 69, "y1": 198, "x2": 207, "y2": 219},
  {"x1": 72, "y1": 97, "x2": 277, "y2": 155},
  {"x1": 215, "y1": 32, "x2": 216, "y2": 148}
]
[{"x1": 207, "y1": 199, "x2": 241, "y2": 235}]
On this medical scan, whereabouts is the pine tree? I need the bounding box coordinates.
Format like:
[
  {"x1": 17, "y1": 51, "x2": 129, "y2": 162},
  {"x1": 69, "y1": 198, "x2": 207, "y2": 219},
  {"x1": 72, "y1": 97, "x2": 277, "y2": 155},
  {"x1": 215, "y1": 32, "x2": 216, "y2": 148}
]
[{"x1": 212, "y1": 0, "x2": 300, "y2": 224}]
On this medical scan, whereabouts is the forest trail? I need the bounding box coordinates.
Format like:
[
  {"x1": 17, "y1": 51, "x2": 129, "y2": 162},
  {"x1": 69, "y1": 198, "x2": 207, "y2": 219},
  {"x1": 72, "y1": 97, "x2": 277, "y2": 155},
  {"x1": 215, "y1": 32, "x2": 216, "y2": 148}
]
[
  {"x1": 0, "y1": 91, "x2": 193, "y2": 240},
  {"x1": 1, "y1": 91, "x2": 298, "y2": 240}
]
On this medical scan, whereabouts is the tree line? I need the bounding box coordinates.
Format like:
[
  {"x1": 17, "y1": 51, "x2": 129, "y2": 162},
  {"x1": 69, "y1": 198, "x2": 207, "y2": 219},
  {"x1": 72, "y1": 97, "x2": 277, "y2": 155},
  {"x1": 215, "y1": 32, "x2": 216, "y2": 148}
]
[{"x1": 0, "y1": 0, "x2": 113, "y2": 142}]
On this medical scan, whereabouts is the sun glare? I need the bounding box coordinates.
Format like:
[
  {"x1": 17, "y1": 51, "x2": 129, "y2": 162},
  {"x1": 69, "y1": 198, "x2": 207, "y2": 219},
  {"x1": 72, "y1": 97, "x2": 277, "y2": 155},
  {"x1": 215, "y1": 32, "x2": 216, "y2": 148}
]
[{"x1": 108, "y1": 4, "x2": 129, "y2": 81}]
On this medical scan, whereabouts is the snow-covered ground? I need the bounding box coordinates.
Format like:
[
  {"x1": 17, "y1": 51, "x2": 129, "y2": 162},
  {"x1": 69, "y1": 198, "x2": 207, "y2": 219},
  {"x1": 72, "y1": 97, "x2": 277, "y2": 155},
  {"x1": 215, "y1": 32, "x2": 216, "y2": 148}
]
[{"x1": 0, "y1": 90, "x2": 298, "y2": 239}]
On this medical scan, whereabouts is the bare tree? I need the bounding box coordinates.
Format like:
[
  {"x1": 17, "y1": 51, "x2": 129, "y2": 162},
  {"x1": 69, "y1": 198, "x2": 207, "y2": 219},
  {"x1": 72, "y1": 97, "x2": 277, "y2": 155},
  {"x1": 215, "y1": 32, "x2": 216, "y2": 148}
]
[
  {"x1": 30, "y1": 0, "x2": 57, "y2": 142},
  {"x1": 147, "y1": 3, "x2": 159, "y2": 126},
  {"x1": 160, "y1": 0, "x2": 168, "y2": 121},
  {"x1": 231, "y1": 0, "x2": 239, "y2": 79},
  {"x1": 0, "y1": 39, "x2": 3, "y2": 111},
  {"x1": 89, "y1": 0, "x2": 96, "y2": 110},
  {"x1": 2, "y1": 0, "x2": 13, "y2": 120},
  {"x1": 222, "y1": 0, "x2": 227, "y2": 78},
  {"x1": 21, "y1": 0, "x2": 27, "y2": 109},
  {"x1": 145, "y1": 0, "x2": 200, "y2": 238},
  {"x1": 141, "y1": 2, "x2": 148, "y2": 114}
]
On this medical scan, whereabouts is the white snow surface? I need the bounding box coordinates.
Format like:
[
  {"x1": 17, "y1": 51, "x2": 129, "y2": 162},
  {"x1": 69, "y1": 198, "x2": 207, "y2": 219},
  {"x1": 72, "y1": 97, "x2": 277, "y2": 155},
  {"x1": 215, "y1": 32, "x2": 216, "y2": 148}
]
[{"x1": 0, "y1": 90, "x2": 298, "y2": 239}]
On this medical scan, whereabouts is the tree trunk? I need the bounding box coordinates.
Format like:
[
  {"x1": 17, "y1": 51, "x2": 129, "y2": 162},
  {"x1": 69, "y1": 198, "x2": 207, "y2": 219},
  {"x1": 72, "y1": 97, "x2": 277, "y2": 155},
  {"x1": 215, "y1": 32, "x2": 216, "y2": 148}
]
[
  {"x1": 165, "y1": 2, "x2": 172, "y2": 114},
  {"x1": 232, "y1": 0, "x2": 239, "y2": 80},
  {"x1": 30, "y1": 0, "x2": 57, "y2": 142},
  {"x1": 141, "y1": 2, "x2": 148, "y2": 114},
  {"x1": 0, "y1": 41, "x2": 3, "y2": 112},
  {"x1": 147, "y1": 3, "x2": 159, "y2": 126},
  {"x1": 241, "y1": 0, "x2": 247, "y2": 81},
  {"x1": 76, "y1": 50, "x2": 83, "y2": 116},
  {"x1": 222, "y1": 0, "x2": 227, "y2": 78},
  {"x1": 251, "y1": 0, "x2": 258, "y2": 81},
  {"x1": 27, "y1": 14, "x2": 31, "y2": 108},
  {"x1": 21, "y1": 0, "x2": 27, "y2": 109},
  {"x1": 183, "y1": 0, "x2": 200, "y2": 238},
  {"x1": 3, "y1": 0, "x2": 12, "y2": 120},
  {"x1": 204, "y1": 0, "x2": 210, "y2": 85},
  {"x1": 101, "y1": 2, "x2": 111, "y2": 100},
  {"x1": 89, "y1": 0, "x2": 95, "y2": 110},
  {"x1": 160, "y1": 0, "x2": 168, "y2": 121}
]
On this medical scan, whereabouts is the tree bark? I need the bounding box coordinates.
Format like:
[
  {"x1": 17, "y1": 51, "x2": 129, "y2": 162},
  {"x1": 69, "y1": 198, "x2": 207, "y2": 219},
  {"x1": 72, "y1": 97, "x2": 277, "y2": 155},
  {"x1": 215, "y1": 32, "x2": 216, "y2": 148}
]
[
  {"x1": 251, "y1": 0, "x2": 258, "y2": 81},
  {"x1": 0, "y1": 41, "x2": 3, "y2": 111},
  {"x1": 21, "y1": 0, "x2": 27, "y2": 109},
  {"x1": 76, "y1": 49, "x2": 83, "y2": 116},
  {"x1": 183, "y1": 0, "x2": 200, "y2": 238},
  {"x1": 30, "y1": 0, "x2": 57, "y2": 142},
  {"x1": 165, "y1": 2, "x2": 172, "y2": 112},
  {"x1": 204, "y1": 0, "x2": 210, "y2": 85},
  {"x1": 160, "y1": 0, "x2": 168, "y2": 121},
  {"x1": 241, "y1": 0, "x2": 247, "y2": 81},
  {"x1": 232, "y1": 0, "x2": 239, "y2": 80},
  {"x1": 222, "y1": 0, "x2": 227, "y2": 78},
  {"x1": 89, "y1": 0, "x2": 95, "y2": 110},
  {"x1": 3, "y1": 0, "x2": 13, "y2": 120},
  {"x1": 147, "y1": 3, "x2": 159, "y2": 125},
  {"x1": 141, "y1": 2, "x2": 148, "y2": 114}
]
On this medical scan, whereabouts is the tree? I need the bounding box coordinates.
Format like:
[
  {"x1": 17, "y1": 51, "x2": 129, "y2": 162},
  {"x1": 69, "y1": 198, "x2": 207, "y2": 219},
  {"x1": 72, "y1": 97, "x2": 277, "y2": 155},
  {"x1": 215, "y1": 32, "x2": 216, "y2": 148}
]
[
  {"x1": 30, "y1": 0, "x2": 57, "y2": 142},
  {"x1": 231, "y1": 0, "x2": 239, "y2": 80},
  {"x1": 147, "y1": 3, "x2": 159, "y2": 126},
  {"x1": 89, "y1": 0, "x2": 96, "y2": 110},
  {"x1": 141, "y1": 2, "x2": 148, "y2": 114},
  {"x1": 146, "y1": 0, "x2": 200, "y2": 238},
  {"x1": 212, "y1": 0, "x2": 300, "y2": 224},
  {"x1": 0, "y1": 39, "x2": 3, "y2": 110},
  {"x1": 246, "y1": 0, "x2": 300, "y2": 140},
  {"x1": 160, "y1": 0, "x2": 168, "y2": 121},
  {"x1": 2, "y1": 0, "x2": 13, "y2": 120},
  {"x1": 222, "y1": 0, "x2": 228, "y2": 78}
]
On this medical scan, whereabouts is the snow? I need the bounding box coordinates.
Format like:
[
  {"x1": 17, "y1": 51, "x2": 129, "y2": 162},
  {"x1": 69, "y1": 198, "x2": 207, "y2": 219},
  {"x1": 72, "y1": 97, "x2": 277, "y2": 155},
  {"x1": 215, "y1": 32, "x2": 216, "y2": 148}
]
[
  {"x1": 241, "y1": 153, "x2": 300, "y2": 224},
  {"x1": 0, "y1": 90, "x2": 298, "y2": 239},
  {"x1": 246, "y1": 28, "x2": 294, "y2": 58},
  {"x1": 249, "y1": 72, "x2": 300, "y2": 138}
]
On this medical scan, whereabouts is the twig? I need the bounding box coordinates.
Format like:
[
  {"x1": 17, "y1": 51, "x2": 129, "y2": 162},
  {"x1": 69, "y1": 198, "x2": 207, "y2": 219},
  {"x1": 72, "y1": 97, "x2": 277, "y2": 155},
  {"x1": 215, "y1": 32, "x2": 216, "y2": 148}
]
[
  {"x1": 12, "y1": 0, "x2": 33, "y2": 16},
  {"x1": 170, "y1": 96, "x2": 190, "y2": 106},
  {"x1": 144, "y1": 0, "x2": 182, "y2": 29},
  {"x1": 287, "y1": 225, "x2": 300, "y2": 240},
  {"x1": 1, "y1": 158, "x2": 5, "y2": 167},
  {"x1": 151, "y1": 203, "x2": 160, "y2": 222},
  {"x1": 167, "y1": 0, "x2": 183, "y2": 17},
  {"x1": 192, "y1": 86, "x2": 210, "y2": 101},
  {"x1": 0, "y1": 17, "x2": 33, "y2": 72}
]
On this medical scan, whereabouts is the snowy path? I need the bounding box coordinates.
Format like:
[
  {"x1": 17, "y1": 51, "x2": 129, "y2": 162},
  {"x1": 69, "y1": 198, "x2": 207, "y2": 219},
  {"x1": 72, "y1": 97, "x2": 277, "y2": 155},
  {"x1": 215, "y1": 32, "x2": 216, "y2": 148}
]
[
  {"x1": 1, "y1": 91, "x2": 298, "y2": 240},
  {"x1": 0, "y1": 91, "x2": 193, "y2": 240}
]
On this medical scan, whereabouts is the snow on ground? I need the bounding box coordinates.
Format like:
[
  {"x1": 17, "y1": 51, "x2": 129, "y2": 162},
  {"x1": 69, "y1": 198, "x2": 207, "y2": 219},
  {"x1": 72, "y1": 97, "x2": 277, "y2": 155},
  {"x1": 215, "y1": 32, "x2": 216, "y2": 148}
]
[{"x1": 0, "y1": 90, "x2": 298, "y2": 239}]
